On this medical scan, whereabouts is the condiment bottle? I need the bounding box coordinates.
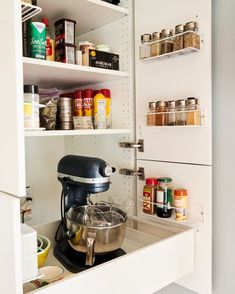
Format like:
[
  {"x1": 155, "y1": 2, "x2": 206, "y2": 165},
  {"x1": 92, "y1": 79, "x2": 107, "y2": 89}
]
[
  {"x1": 101, "y1": 89, "x2": 112, "y2": 129},
  {"x1": 156, "y1": 177, "x2": 173, "y2": 218},
  {"x1": 184, "y1": 21, "x2": 200, "y2": 49},
  {"x1": 140, "y1": 34, "x2": 151, "y2": 59},
  {"x1": 151, "y1": 32, "x2": 161, "y2": 57},
  {"x1": 41, "y1": 18, "x2": 55, "y2": 61},
  {"x1": 82, "y1": 89, "x2": 94, "y2": 117},
  {"x1": 147, "y1": 102, "x2": 157, "y2": 126},
  {"x1": 160, "y1": 29, "x2": 173, "y2": 55},
  {"x1": 186, "y1": 97, "x2": 201, "y2": 125},
  {"x1": 24, "y1": 85, "x2": 40, "y2": 129},
  {"x1": 173, "y1": 24, "x2": 184, "y2": 51},
  {"x1": 73, "y1": 90, "x2": 83, "y2": 117},
  {"x1": 93, "y1": 91, "x2": 106, "y2": 129},
  {"x1": 156, "y1": 101, "x2": 167, "y2": 126},
  {"x1": 143, "y1": 178, "x2": 158, "y2": 214},
  {"x1": 174, "y1": 189, "x2": 188, "y2": 221},
  {"x1": 176, "y1": 99, "x2": 187, "y2": 126},
  {"x1": 166, "y1": 100, "x2": 176, "y2": 126}
]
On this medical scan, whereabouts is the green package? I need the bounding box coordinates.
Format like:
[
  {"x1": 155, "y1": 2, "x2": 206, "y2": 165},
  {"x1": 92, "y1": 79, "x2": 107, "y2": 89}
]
[{"x1": 30, "y1": 22, "x2": 46, "y2": 59}]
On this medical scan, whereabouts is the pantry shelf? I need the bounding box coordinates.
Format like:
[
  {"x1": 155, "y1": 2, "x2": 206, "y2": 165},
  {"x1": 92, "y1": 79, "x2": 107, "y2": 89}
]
[
  {"x1": 24, "y1": 129, "x2": 131, "y2": 137},
  {"x1": 23, "y1": 57, "x2": 129, "y2": 89},
  {"x1": 37, "y1": 0, "x2": 129, "y2": 35},
  {"x1": 21, "y1": 2, "x2": 42, "y2": 22}
]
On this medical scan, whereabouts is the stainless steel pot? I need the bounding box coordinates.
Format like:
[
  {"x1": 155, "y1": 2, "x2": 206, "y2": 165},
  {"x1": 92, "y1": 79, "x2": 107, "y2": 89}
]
[{"x1": 65, "y1": 205, "x2": 127, "y2": 266}]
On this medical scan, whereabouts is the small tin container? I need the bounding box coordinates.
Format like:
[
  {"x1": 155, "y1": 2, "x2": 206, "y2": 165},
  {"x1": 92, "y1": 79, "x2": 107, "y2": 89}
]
[
  {"x1": 55, "y1": 44, "x2": 76, "y2": 64},
  {"x1": 54, "y1": 18, "x2": 76, "y2": 46}
]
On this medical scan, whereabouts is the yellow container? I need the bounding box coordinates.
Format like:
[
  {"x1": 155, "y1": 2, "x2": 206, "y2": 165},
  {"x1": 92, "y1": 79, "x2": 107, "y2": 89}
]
[
  {"x1": 174, "y1": 189, "x2": 188, "y2": 221},
  {"x1": 37, "y1": 235, "x2": 51, "y2": 268},
  {"x1": 93, "y1": 93, "x2": 106, "y2": 129}
]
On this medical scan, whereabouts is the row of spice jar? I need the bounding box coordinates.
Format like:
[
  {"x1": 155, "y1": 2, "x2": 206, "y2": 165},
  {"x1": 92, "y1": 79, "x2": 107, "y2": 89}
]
[
  {"x1": 147, "y1": 97, "x2": 202, "y2": 126},
  {"x1": 140, "y1": 21, "x2": 200, "y2": 59},
  {"x1": 143, "y1": 177, "x2": 188, "y2": 221}
]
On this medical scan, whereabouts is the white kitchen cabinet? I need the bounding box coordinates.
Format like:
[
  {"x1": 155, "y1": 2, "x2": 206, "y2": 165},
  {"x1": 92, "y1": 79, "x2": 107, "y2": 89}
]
[{"x1": 0, "y1": 0, "x2": 211, "y2": 294}]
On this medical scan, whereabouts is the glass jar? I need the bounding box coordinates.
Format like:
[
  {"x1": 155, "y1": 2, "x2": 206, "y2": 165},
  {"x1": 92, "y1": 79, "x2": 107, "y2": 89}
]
[
  {"x1": 151, "y1": 32, "x2": 161, "y2": 57},
  {"x1": 173, "y1": 24, "x2": 184, "y2": 51},
  {"x1": 166, "y1": 100, "x2": 176, "y2": 126},
  {"x1": 160, "y1": 29, "x2": 173, "y2": 55},
  {"x1": 156, "y1": 101, "x2": 167, "y2": 126},
  {"x1": 176, "y1": 99, "x2": 187, "y2": 126},
  {"x1": 186, "y1": 97, "x2": 201, "y2": 125},
  {"x1": 140, "y1": 34, "x2": 151, "y2": 59},
  {"x1": 184, "y1": 21, "x2": 200, "y2": 49},
  {"x1": 147, "y1": 102, "x2": 157, "y2": 126},
  {"x1": 143, "y1": 178, "x2": 158, "y2": 215},
  {"x1": 156, "y1": 177, "x2": 173, "y2": 218}
]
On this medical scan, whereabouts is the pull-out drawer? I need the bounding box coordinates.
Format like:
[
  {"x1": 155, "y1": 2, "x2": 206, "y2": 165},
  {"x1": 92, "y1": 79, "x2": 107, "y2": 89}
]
[{"x1": 32, "y1": 217, "x2": 194, "y2": 294}]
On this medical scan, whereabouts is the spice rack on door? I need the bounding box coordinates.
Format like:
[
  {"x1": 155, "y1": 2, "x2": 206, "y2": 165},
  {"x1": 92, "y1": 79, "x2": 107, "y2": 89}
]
[{"x1": 21, "y1": 2, "x2": 42, "y2": 22}]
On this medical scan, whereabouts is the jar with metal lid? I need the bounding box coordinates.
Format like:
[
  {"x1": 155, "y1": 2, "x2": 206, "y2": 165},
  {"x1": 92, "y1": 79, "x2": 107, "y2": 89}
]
[
  {"x1": 173, "y1": 24, "x2": 184, "y2": 51},
  {"x1": 156, "y1": 177, "x2": 173, "y2": 218},
  {"x1": 160, "y1": 29, "x2": 173, "y2": 55},
  {"x1": 156, "y1": 101, "x2": 167, "y2": 126},
  {"x1": 140, "y1": 34, "x2": 151, "y2": 59},
  {"x1": 166, "y1": 100, "x2": 177, "y2": 126},
  {"x1": 176, "y1": 99, "x2": 187, "y2": 125},
  {"x1": 143, "y1": 178, "x2": 158, "y2": 214},
  {"x1": 186, "y1": 97, "x2": 201, "y2": 125},
  {"x1": 147, "y1": 102, "x2": 157, "y2": 126},
  {"x1": 184, "y1": 21, "x2": 200, "y2": 49},
  {"x1": 151, "y1": 32, "x2": 161, "y2": 57}
]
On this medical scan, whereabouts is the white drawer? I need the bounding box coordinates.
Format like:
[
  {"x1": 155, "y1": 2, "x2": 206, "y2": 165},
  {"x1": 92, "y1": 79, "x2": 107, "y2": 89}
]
[{"x1": 32, "y1": 217, "x2": 194, "y2": 294}]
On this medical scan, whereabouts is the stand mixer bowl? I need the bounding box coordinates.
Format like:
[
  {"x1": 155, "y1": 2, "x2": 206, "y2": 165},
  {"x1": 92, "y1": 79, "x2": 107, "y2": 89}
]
[{"x1": 65, "y1": 205, "x2": 127, "y2": 266}]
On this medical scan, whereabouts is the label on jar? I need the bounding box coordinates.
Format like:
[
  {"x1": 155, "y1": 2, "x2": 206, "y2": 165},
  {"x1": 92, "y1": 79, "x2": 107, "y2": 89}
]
[
  {"x1": 143, "y1": 187, "x2": 154, "y2": 214},
  {"x1": 83, "y1": 97, "x2": 93, "y2": 116},
  {"x1": 65, "y1": 21, "x2": 74, "y2": 44},
  {"x1": 74, "y1": 98, "x2": 83, "y2": 116},
  {"x1": 156, "y1": 190, "x2": 164, "y2": 208},
  {"x1": 65, "y1": 46, "x2": 75, "y2": 64}
]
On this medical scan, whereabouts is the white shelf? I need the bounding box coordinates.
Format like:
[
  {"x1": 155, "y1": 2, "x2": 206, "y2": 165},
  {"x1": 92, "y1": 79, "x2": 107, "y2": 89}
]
[
  {"x1": 21, "y1": 2, "x2": 42, "y2": 22},
  {"x1": 24, "y1": 129, "x2": 131, "y2": 137},
  {"x1": 37, "y1": 0, "x2": 129, "y2": 35},
  {"x1": 23, "y1": 57, "x2": 129, "y2": 89}
]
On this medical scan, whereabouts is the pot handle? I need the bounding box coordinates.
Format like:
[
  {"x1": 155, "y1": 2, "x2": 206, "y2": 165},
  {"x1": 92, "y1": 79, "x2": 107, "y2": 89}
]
[{"x1": 86, "y1": 231, "x2": 96, "y2": 266}]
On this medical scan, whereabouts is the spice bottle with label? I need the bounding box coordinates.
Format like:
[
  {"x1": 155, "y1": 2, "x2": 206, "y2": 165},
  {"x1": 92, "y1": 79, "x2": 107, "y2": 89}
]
[
  {"x1": 140, "y1": 34, "x2": 151, "y2": 59},
  {"x1": 173, "y1": 24, "x2": 184, "y2": 51},
  {"x1": 186, "y1": 97, "x2": 201, "y2": 125},
  {"x1": 166, "y1": 100, "x2": 176, "y2": 126},
  {"x1": 143, "y1": 178, "x2": 158, "y2": 215},
  {"x1": 83, "y1": 89, "x2": 94, "y2": 117},
  {"x1": 41, "y1": 18, "x2": 55, "y2": 61},
  {"x1": 151, "y1": 32, "x2": 161, "y2": 57},
  {"x1": 156, "y1": 101, "x2": 167, "y2": 126},
  {"x1": 184, "y1": 21, "x2": 200, "y2": 49},
  {"x1": 147, "y1": 102, "x2": 157, "y2": 126},
  {"x1": 174, "y1": 189, "x2": 188, "y2": 221},
  {"x1": 156, "y1": 177, "x2": 173, "y2": 218},
  {"x1": 101, "y1": 89, "x2": 112, "y2": 129},
  {"x1": 176, "y1": 99, "x2": 187, "y2": 125},
  {"x1": 93, "y1": 92, "x2": 106, "y2": 129},
  {"x1": 160, "y1": 29, "x2": 173, "y2": 55},
  {"x1": 73, "y1": 90, "x2": 83, "y2": 117}
]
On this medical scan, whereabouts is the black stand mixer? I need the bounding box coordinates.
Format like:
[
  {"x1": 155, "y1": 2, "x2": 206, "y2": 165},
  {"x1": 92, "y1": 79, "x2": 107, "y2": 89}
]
[{"x1": 54, "y1": 155, "x2": 126, "y2": 273}]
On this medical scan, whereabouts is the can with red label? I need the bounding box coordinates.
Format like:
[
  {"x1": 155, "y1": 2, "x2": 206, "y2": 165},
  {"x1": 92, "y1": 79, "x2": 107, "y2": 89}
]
[
  {"x1": 143, "y1": 178, "x2": 158, "y2": 214},
  {"x1": 73, "y1": 90, "x2": 83, "y2": 117},
  {"x1": 83, "y1": 89, "x2": 94, "y2": 117}
]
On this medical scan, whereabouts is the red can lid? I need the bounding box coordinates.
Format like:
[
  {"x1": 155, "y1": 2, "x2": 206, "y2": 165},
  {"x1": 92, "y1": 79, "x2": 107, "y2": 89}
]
[
  {"x1": 101, "y1": 89, "x2": 111, "y2": 98},
  {"x1": 94, "y1": 90, "x2": 102, "y2": 96},
  {"x1": 146, "y1": 178, "x2": 158, "y2": 186},
  {"x1": 41, "y1": 18, "x2": 49, "y2": 27},
  {"x1": 83, "y1": 89, "x2": 94, "y2": 98},
  {"x1": 74, "y1": 90, "x2": 83, "y2": 99}
]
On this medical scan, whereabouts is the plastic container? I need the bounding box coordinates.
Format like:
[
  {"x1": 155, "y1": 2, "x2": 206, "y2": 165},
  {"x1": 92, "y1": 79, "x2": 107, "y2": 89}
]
[
  {"x1": 41, "y1": 18, "x2": 55, "y2": 61},
  {"x1": 174, "y1": 189, "x2": 188, "y2": 221},
  {"x1": 143, "y1": 178, "x2": 158, "y2": 214},
  {"x1": 54, "y1": 18, "x2": 76, "y2": 46},
  {"x1": 93, "y1": 92, "x2": 106, "y2": 129},
  {"x1": 156, "y1": 177, "x2": 173, "y2": 218},
  {"x1": 96, "y1": 44, "x2": 111, "y2": 53},
  {"x1": 24, "y1": 85, "x2": 40, "y2": 129},
  {"x1": 101, "y1": 89, "x2": 111, "y2": 129}
]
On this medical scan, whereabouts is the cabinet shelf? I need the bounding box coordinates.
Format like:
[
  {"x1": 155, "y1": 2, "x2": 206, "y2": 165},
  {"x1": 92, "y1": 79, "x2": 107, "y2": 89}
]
[
  {"x1": 21, "y1": 2, "x2": 42, "y2": 22},
  {"x1": 37, "y1": 0, "x2": 129, "y2": 36},
  {"x1": 24, "y1": 129, "x2": 131, "y2": 137},
  {"x1": 23, "y1": 57, "x2": 129, "y2": 89}
]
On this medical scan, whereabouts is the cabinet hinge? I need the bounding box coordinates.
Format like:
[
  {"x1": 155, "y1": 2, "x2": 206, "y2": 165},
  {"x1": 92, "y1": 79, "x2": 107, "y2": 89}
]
[
  {"x1": 119, "y1": 167, "x2": 145, "y2": 181},
  {"x1": 119, "y1": 139, "x2": 144, "y2": 152}
]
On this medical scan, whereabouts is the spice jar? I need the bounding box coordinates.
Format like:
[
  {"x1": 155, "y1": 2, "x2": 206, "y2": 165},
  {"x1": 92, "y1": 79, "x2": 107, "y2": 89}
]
[
  {"x1": 140, "y1": 34, "x2": 151, "y2": 59},
  {"x1": 143, "y1": 178, "x2": 158, "y2": 215},
  {"x1": 151, "y1": 32, "x2": 161, "y2": 57},
  {"x1": 156, "y1": 177, "x2": 173, "y2": 218},
  {"x1": 176, "y1": 99, "x2": 187, "y2": 126},
  {"x1": 160, "y1": 29, "x2": 173, "y2": 55},
  {"x1": 82, "y1": 89, "x2": 94, "y2": 117},
  {"x1": 174, "y1": 189, "x2": 188, "y2": 221},
  {"x1": 173, "y1": 24, "x2": 184, "y2": 51},
  {"x1": 79, "y1": 41, "x2": 95, "y2": 66},
  {"x1": 24, "y1": 85, "x2": 40, "y2": 129},
  {"x1": 73, "y1": 90, "x2": 83, "y2": 117},
  {"x1": 147, "y1": 102, "x2": 157, "y2": 126},
  {"x1": 156, "y1": 101, "x2": 167, "y2": 126},
  {"x1": 184, "y1": 21, "x2": 200, "y2": 49},
  {"x1": 186, "y1": 97, "x2": 201, "y2": 125},
  {"x1": 166, "y1": 100, "x2": 176, "y2": 126}
]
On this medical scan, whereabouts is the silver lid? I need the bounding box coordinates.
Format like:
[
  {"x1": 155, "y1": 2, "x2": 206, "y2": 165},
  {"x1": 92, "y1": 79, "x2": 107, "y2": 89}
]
[
  {"x1": 177, "y1": 99, "x2": 186, "y2": 107},
  {"x1": 152, "y1": 32, "x2": 161, "y2": 41},
  {"x1": 157, "y1": 101, "x2": 167, "y2": 107},
  {"x1": 167, "y1": 100, "x2": 176, "y2": 108},
  {"x1": 149, "y1": 101, "x2": 157, "y2": 109},
  {"x1": 175, "y1": 24, "x2": 184, "y2": 35},
  {"x1": 187, "y1": 97, "x2": 200, "y2": 105},
  {"x1": 161, "y1": 28, "x2": 172, "y2": 38},
  {"x1": 141, "y1": 34, "x2": 152, "y2": 43},
  {"x1": 185, "y1": 21, "x2": 199, "y2": 32}
]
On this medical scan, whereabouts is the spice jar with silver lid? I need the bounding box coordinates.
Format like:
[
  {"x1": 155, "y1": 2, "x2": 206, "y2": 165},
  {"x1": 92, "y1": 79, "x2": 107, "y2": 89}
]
[
  {"x1": 160, "y1": 29, "x2": 173, "y2": 55},
  {"x1": 147, "y1": 102, "x2": 158, "y2": 126},
  {"x1": 173, "y1": 24, "x2": 184, "y2": 51},
  {"x1": 166, "y1": 100, "x2": 177, "y2": 126},
  {"x1": 140, "y1": 34, "x2": 151, "y2": 59},
  {"x1": 156, "y1": 101, "x2": 167, "y2": 126},
  {"x1": 184, "y1": 21, "x2": 200, "y2": 49},
  {"x1": 151, "y1": 32, "x2": 161, "y2": 57},
  {"x1": 186, "y1": 97, "x2": 201, "y2": 125},
  {"x1": 176, "y1": 99, "x2": 187, "y2": 125}
]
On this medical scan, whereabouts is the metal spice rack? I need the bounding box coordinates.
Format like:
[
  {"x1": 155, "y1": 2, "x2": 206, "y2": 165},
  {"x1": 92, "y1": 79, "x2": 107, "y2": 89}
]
[{"x1": 21, "y1": 2, "x2": 42, "y2": 22}]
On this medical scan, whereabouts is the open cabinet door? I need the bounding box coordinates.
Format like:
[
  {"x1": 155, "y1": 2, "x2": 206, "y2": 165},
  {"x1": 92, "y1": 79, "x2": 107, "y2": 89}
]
[
  {"x1": 134, "y1": 0, "x2": 212, "y2": 293},
  {"x1": 0, "y1": 1, "x2": 26, "y2": 197}
]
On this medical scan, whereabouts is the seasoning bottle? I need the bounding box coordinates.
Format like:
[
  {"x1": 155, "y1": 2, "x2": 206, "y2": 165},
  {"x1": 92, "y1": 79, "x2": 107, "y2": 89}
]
[
  {"x1": 156, "y1": 177, "x2": 173, "y2": 218},
  {"x1": 83, "y1": 89, "x2": 94, "y2": 117},
  {"x1": 186, "y1": 97, "x2": 201, "y2": 125},
  {"x1": 151, "y1": 32, "x2": 161, "y2": 57},
  {"x1": 160, "y1": 29, "x2": 173, "y2": 55},
  {"x1": 184, "y1": 21, "x2": 200, "y2": 49},
  {"x1": 24, "y1": 85, "x2": 40, "y2": 129},
  {"x1": 174, "y1": 189, "x2": 188, "y2": 221},
  {"x1": 143, "y1": 178, "x2": 158, "y2": 215},
  {"x1": 166, "y1": 100, "x2": 176, "y2": 126},
  {"x1": 101, "y1": 89, "x2": 112, "y2": 129},
  {"x1": 173, "y1": 24, "x2": 184, "y2": 51},
  {"x1": 73, "y1": 90, "x2": 83, "y2": 117},
  {"x1": 176, "y1": 99, "x2": 187, "y2": 126},
  {"x1": 41, "y1": 18, "x2": 55, "y2": 61},
  {"x1": 93, "y1": 91, "x2": 106, "y2": 129},
  {"x1": 147, "y1": 102, "x2": 157, "y2": 126},
  {"x1": 140, "y1": 34, "x2": 151, "y2": 59},
  {"x1": 156, "y1": 101, "x2": 167, "y2": 126}
]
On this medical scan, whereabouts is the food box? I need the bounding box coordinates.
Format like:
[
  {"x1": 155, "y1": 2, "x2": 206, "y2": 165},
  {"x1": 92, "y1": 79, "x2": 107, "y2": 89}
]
[{"x1": 83, "y1": 49, "x2": 119, "y2": 70}]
